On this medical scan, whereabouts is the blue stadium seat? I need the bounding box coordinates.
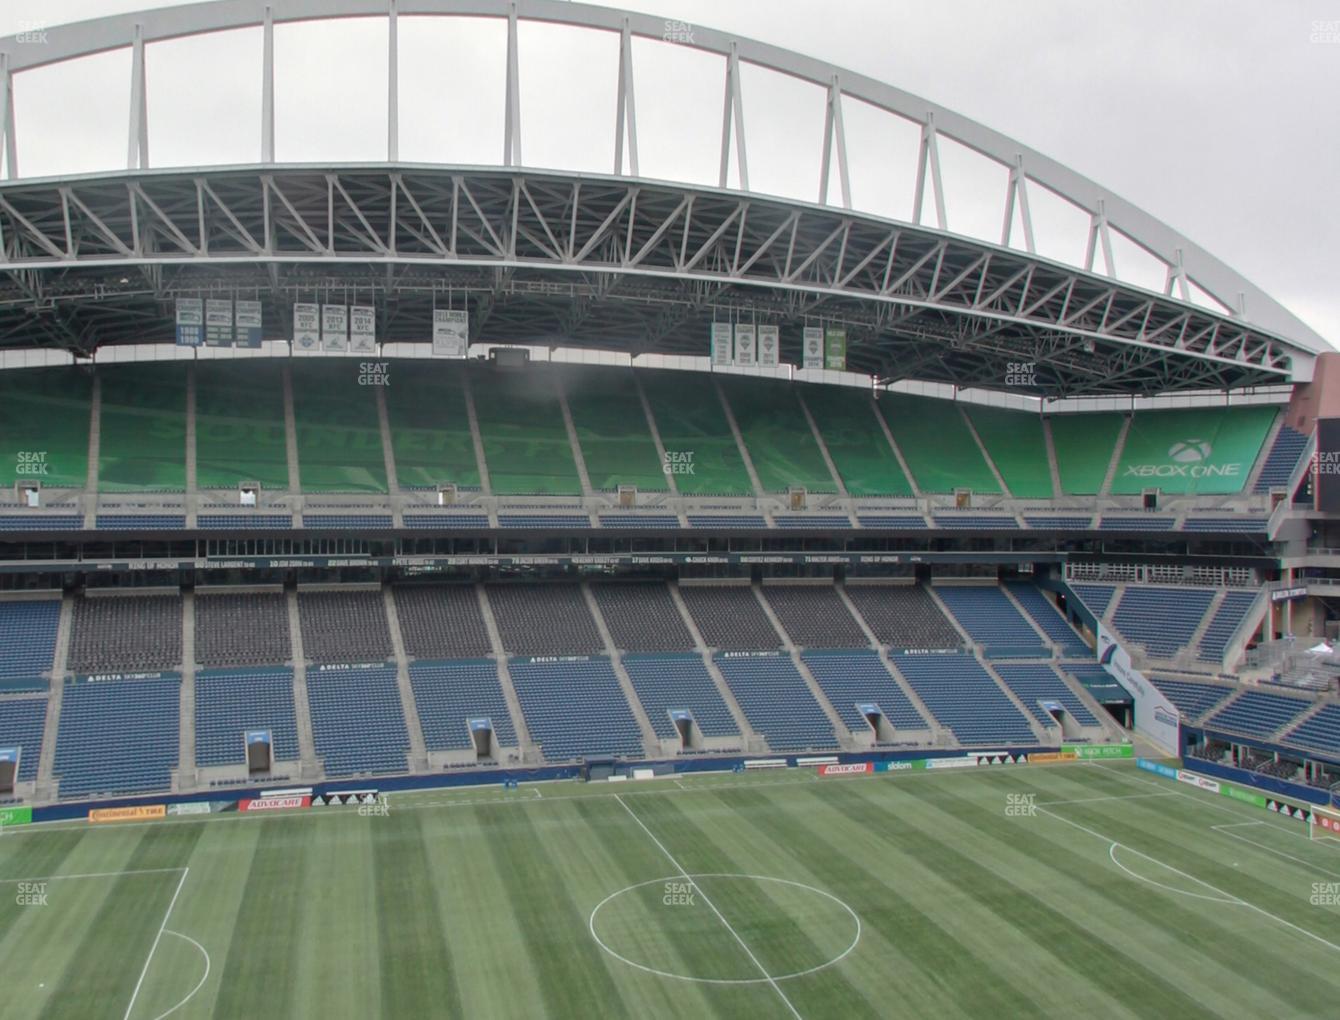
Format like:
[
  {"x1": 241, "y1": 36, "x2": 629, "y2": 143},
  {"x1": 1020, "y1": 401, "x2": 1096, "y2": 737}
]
[
  {"x1": 508, "y1": 657, "x2": 644, "y2": 761},
  {"x1": 597, "y1": 514, "x2": 680, "y2": 529},
  {"x1": 801, "y1": 650, "x2": 929, "y2": 734},
  {"x1": 1283, "y1": 704, "x2": 1340, "y2": 757},
  {"x1": 993, "y1": 662, "x2": 1098, "y2": 727},
  {"x1": 891, "y1": 653, "x2": 1038, "y2": 746},
  {"x1": 1005, "y1": 585, "x2": 1089, "y2": 657},
  {"x1": 1204, "y1": 690, "x2": 1313, "y2": 739},
  {"x1": 0, "y1": 697, "x2": 47, "y2": 781},
  {"x1": 195, "y1": 668, "x2": 300, "y2": 767},
  {"x1": 623, "y1": 654, "x2": 740, "y2": 739},
  {"x1": 1111, "y1": 586, "x2": 1215, "y2": 659},
  {"x1": 1196, "y1": 591, "x2": 1260, "y2": 663},
  {"x1": 1149, "y1": 677, "x2": 1233, "y2": 721},
  {"x1": 409, "y1": 660, "x2": 518, "y2": 752},
  {"x1": 54, "y1": 677, "x2": 180, "y2": 798},
  {"x1": 403, "y1": 513, "x2": 490, "y2": 529},
  {"x1": 0, "y1": 600, "x2": 59, "y2": 681},
  {"x1": 306, "y1": 665, "x2": 409, "y2": 776},
  {"x1": 1067, "y1": 583, "x2": 1117, "y2": 618},
  {"x1": 1254, "y1": 426, "x2": 1307, "y2": 493},
  {"x1": 197, "y1": 514, "x2": 293, "y2": 529},
  {"x1": 95, "y1": 514, "x2": 186, "y2": 529},
  {"x1": 714, "y1": 654, "x2": 837, "y2": 751},
  {"x1": 855, "y1": 515, "x2": 927, "y2": 529},
  {"x1": 933, "y1": 586, "x2": 1048, "y2": 658}
]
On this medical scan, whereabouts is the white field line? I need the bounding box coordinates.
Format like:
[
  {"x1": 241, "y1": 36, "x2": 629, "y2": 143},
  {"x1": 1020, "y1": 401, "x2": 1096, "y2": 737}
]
[
  {"x1": 1210, "y1": 824, "x2": 1340, "y2": 881},
  {"x1": 614, "y1": 794, "x2": 803, "y2": 1020},
  {"x1": 151, "y1": 930, "x2": 211, "y2": 1020},
  {"x1": 124, "y1": 866, "x2": 190, "y2": 1020},
  {"x1": 0, "y1": 866, "x2": 186, "y2": 884},
  {"x1": 1037, "y1": 805, "x2": 1340, "y2": 956}
]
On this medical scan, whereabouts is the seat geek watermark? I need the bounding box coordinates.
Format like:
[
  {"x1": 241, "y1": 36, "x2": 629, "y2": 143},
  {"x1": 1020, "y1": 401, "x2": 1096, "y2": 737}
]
[
  {"x1": 15, "y1": 21, "x2": 50, "y2": 45},
  {"x1": 663, "y1": 881, "x2": 696, "y2": 906},
  {"x1": 1004, "y1": 792, "x2": 1037, "y2": 817},
  {"x1": 16, "y1": 881, "x2": 47, "y2": 907},
  {"x1": 1312, "y1": 881, "x2": 1340, "y2": 906},
  {"x1": 1311, "y1": 20, "x2": 1340, "y2": 43},
  {"x1": 663, "y1": 450, "x2": 696, "y2": 476}
]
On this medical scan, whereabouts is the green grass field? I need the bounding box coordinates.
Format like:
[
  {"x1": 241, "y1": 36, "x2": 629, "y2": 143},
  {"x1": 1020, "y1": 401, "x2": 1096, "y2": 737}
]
[{"x1": 2, "y1": 761, "x2": 1339, "y2": 1019}]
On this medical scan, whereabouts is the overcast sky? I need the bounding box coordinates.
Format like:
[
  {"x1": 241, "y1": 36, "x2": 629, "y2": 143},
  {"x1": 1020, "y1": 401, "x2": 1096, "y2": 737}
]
[{"x1": 1, "y1": 0, "x2": 1336, "y2": 349}]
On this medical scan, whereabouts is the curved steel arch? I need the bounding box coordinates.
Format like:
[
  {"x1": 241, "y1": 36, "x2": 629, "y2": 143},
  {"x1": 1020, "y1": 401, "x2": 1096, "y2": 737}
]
[{"x1": 0, "y1": 0, "x2": 1324, "y2": 372}]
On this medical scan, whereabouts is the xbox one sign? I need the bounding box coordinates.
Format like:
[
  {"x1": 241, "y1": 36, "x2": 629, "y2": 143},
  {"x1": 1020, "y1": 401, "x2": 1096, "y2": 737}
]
[{"x1": 1123, "y1": 438, "x2": 1241, "y2": 480}]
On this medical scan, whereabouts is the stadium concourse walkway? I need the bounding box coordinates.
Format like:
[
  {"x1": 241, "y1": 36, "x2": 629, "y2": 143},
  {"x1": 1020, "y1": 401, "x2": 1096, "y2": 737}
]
[{"x1": 15, "y1": 579, "x2": 1153, "y2": 801}]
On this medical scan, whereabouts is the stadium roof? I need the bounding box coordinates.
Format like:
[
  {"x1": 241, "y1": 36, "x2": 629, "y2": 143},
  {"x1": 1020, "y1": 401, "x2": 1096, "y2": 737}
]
[{"x1": 0, "y1": 0, "x2": 1323, "y2": 396}]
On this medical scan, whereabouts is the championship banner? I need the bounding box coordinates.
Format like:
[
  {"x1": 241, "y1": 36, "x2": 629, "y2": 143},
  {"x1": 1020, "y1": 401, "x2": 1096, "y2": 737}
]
[
  {"x1": 175, "y1": 297, "x2": 203, "y2": 347},
  {"x1": 321, "y1": 304, "x2": 348, "y2": 353},
  {"x1": 824, "y1": 326, "x2": 847, "y2": 371},
  {"x1": 205, "y1": 298, "x2": 234, "y2": 347},
  {"x1": 293, "y1": 303, "x2": 320, "y2": 352},
  {"x1": 432, "y1": 309, "x2": 469, "y2": 358},
  {"x1": 89, "y1": 804, "x2": 166, "y2": 824},
  {"x1": 802, "y1": 326, "x2": 824, "y2": 369},
  {"x1": 758, "y1": 325, "x2": 780, "y2": 367},
  {"x1": 235, "y1": 300, "x2": 263, "y2": 348},
  {"x1": 711, "y1": 322, "x2": 733, "y2": 366},
  {"x1": 350, "y1": 305, "x2": 377, "y2": 353},
  {"x1": 733, "y1": 323, "x2": 757, "y2": 367}
]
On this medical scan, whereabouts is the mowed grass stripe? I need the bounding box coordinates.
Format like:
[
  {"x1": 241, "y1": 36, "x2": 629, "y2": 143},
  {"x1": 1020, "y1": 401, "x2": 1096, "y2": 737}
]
[
  {"x1": 38, "y1": 819, "x2": 204, "y2": 1020},
  {"x1": 880, "y1": 773, "x2": 1335, "y2": 1017},
  {"x1": 697, "y1": 784, "x2": 1058, "y2": 1019},
  {"x1": 477, "y1": 801, "x2": 629, "y2": 1018},
  {"x1": 372, "y1": 809, "x2": 462, "y2": 1019},
  {"x1": 821, "y1": 779, "x2": 1227, "y2": 1020},
  {"x1": 212, "y1": 817, "x2": 309, "y2": 1018},
  {"x1": 567, "y1": 796, "x2": 779, "y2": 1019}
]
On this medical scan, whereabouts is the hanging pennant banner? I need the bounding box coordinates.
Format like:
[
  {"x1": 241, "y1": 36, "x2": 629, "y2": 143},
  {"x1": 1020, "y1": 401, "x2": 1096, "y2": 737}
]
[
  {"x1": 757, "y1": 325, "x2": 779, "y2": 367},
  {"x1": 802, "y1": 326, "x2": 823, "y2": 369},
  {"x1": 321, "y1": 304, "x2": 348, "y2": 353},
  {"x1": 711, "y1": 322, "x2": 733, "y2": 366},
  {"x1": 432, "y1": 309, "x2": 469, "y2": 358},
  {"x1": 175, "y1": 298, "x2": 203, "y2": 347},
  {"x1": 205, "y1": 299, "x2": 234, "y2": 347},
  {"x1": 235, "y1": 300, "x2": 263, "y2": 348},
  {"x1": 734, "y1": 323, "x2": 756, "y2": 367},
  {"x1": 293, "y1": 303, "x2": 320, "y2": 352},
  {"x1": 350, "y1": 306, "x2": 377, "y2": 353},
  {"x1": 824, "y1": 326, "x2": 847, "y2": 371}
]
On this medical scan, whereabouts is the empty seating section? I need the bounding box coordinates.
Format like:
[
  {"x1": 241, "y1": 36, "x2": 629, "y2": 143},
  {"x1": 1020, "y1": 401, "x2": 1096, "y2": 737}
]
[
  {"x1": 195, "y1": 593, "x2": 291, "y2": 668},
  {"x1": 403, "y1": 513, "x2": 489, "y2": 529},
  {"x1": 197, "y1": 514, "x2": 293, "y2": 529},
  {"x1": 486, "y1": 584, "x2": 602, "y2": 655},
  {"x1": 762, "y1": 586, "x2": 868, "y2": 648},
  {"x1": 1149, "y1": 677, "x2": 1233, "y2": 720},
  {"x1": 892, "y1": 653, "x2": 1037, "y2": 745},
  {"x1": 386, "y1": 362, "x2": 480, "y2": 490},
  {"x1": 0, "y1": 516, "x2": 82, "y2": 531},
  {"x1": 1024, "y1": 515, "x2": 1092, "y2": 530},
  {"x1": 306, "y1": 665, "x2": 409, "y2": 775},
  {"x1": 598, "y1": 514, "x2": 680, "y2": 529},
  {"x1": 0, "y1": 367, "x2": 91, "y2": 489},
  {"x1": 932, "y1": 515, "x2": 1018, "y2": 529},
  {"x1": 97, "y1": 364, "x2": 187, "y2": 491},
  {"x1": 1111, "y1": 586, "x2": 1214, "y2": 659},
  {"x1": 1099, "y1": 517, "x2": 1175, "y2": 531},
  {"x1": 194, "y1": 361, "x2": 289, "y2": 490},
  {"x1": 470, "y1": 368, "x2": 581, "y2": 495},
  {"x1": 0, "y1": 600, "x2": 59, "y2": 680},
  {"x1": 0, "y1": 698, "x2": 46, "y2": 780},
  {"x1": 1110, "y1": 405, "x2": 1275, "y2": 495},
  {"x1": 801, "y1": 386, "x2": 912, "y2": 496},
  {"x1": 679, "y1": 587, "x2": 781, "y2": 651},
  {"x1": 1181, "y1": 518, "x2": 1267, "y2": 532},
  {"x1": 1205, "y1": 690, "x2": 1313, "y2": 739},
  {"x1": 394, "y1": 586, "x2": 493, "y2": 660},
  {"x1": 1006, "y1": 585, "x2": 1089, "y2": 657},
  {"x1": 1068, "y1": 584, "x2": 1117, "y2": 618},
  {"x1": 623, "y1": 654, "x2": 740, "y2": 739},
  {"x1": 801, "y1": 651, "x2": 929, "y2": 733},
  {"x1": 302, "y1": 514, "x2": 392, "y2": 529},
  {"x1": 409, "y1": 661, "x2": 517, "y2": 751},
  {"x1": 68, "y1": 595, "x2": 182, "y2": 674},
  {"x1": 592, "y1": 584, "x2": 695, "y2": 652},
  {"x1": 719, "y1": 377, "x2": 835, "y2": 493},
  {"x1": 877, "y1": 394, "x2": 998, "y2": 494},
  {"x1": 1283, "y1": 704, "x2": 1340, "y2": 756},
  {"x1": 774, "y1": 515, "x2": 852, "y2": 529},
  {"x1": 845, "y1": 586, "x2": 961, "y2": 650},
  {"x1": 291, "y1": 361, "x2": 388, "y2": 493},
  {"x1": 298, "y1": 590, "x2": 392, "y2": 664},
  {"x1": 95, "y1": 515, "x2": 186, "y2": 530},
  {"x1": 963, "y1": 406, "x2": 1052, "y2": 498},
  {"x1": 856, "y1": 515, "x2": 927, "y2": 529},
  {"x1": 993, "y1": 663, "x2": 1098, "y2": 727},
  {"x1": 686, "y1": 514, "x2": 766, "y2": 528},
  {"x1": 638, "y1": 370, "x2": 752, "y2": 495},
  {"x1": 54, "y1": 677, "x2": 180, "y2": 798},
  {"x1": 560, "y1": 367, "x2": 666, "y2": 492},
  {"x1": 496, "y1": 513, "x2": 591, "y2": 528},
  {"x1": 1049, "y1": 412, "x2": 1122, "y2": 494},
  {"x1": 932, "y1": 586, "x2": 1047, "y2": 658},
  {"x1": 1197, "y1": 591, "x2": 1260, "y2": 663},
  {"x1": 1254, "y1": 425, "x2": 1308, "y2": 493},
  {"x1": 508, "y1": 657, "x2": 643, "y2": 760},
  {"x1": 714, "y1": 654, "x2": 837, "y2": 751},
  {"x1": 194, "y1": 668, "x2": 299, "y2": 766}
]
